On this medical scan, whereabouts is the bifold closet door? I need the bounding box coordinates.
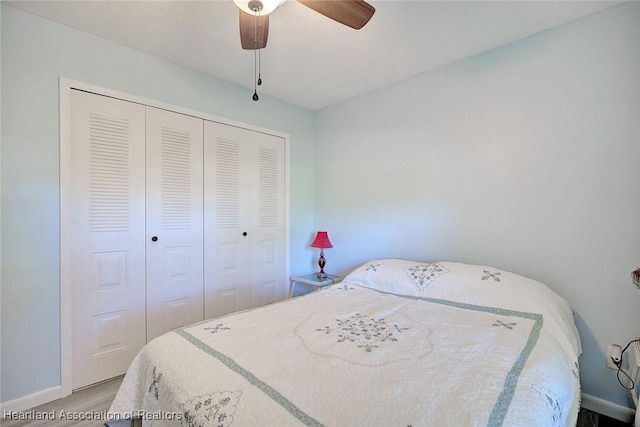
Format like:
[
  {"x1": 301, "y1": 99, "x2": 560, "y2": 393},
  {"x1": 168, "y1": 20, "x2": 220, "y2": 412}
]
[
  {"x1": 204, "y1": 121, "x2": 286, "y2": 319},
  {"x1": 145, "y1": 107, "x2": 204, "y2": 341},
  {"x1": 70, "y1": 90, "x2": 146, "y2": 389},
  {"x1": 248, "y1": 129, "x2": 286, "y2": 308}
]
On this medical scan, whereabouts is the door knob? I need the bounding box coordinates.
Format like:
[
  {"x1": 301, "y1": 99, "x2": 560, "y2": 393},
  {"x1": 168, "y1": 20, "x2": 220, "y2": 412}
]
[
  {"x1": 151, "y1": 236, "x2": 158, "y2": 242},
  {"x1": 242, "y1": 232, "x2": 248, "y2": 236}
]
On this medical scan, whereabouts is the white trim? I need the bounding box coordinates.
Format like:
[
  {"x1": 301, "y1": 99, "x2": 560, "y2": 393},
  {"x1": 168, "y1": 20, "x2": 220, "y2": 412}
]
[
  {"x1": 283, "y1": 120, "x2": 291, "y2": 303},
  {"x1": 581, "y1": 393, "x2": 635, "y2": 423},
  {"x1": 58, "y1": 78, "x2": 289, "y2": 140},
  {"x1": 0, "y1": 386, "x2": 62, "y2": 413},
  {"x1": 59, "y1": 77, "x2": 290, "y2": 402}
]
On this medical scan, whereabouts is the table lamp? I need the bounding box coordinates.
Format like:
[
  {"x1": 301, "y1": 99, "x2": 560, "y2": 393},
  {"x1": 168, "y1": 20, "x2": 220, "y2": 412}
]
[{"x1": 310, "y1": 231, "x2": 333, "y2": 279}]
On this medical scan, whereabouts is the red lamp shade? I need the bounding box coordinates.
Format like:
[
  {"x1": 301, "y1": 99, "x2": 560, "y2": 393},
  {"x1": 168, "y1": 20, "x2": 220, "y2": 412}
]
[{"x1": 310, "y1": 231, "x2": 333, "y2": 249}]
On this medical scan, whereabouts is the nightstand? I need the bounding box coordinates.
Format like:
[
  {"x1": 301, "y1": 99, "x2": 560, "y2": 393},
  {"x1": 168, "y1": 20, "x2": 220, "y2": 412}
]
[{"x1": 289, "y1": 274, "x2": 342, "y2": 298}]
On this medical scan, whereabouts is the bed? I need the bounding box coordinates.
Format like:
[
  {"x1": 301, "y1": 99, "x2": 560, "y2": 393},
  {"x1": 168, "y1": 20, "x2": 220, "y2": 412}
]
[{"x1": 109, "y1": 259, "x2": 582, "y2": 426}]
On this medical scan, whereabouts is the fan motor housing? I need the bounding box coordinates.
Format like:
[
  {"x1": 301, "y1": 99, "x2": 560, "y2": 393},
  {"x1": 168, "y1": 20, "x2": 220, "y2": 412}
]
[{"x1": 248, "y1": 1, "x2": 263, "y2": 12}]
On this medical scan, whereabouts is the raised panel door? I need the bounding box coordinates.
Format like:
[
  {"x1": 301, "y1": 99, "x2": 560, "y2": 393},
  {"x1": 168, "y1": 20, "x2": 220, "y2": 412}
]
[
  {"x1": 70, "y1": 90, "x2": 146, "y2": 389},
  {"x1": 204, "y1": 121, "x2": 286, "y2": 319},
  {"x1": 146, "y1": 107, "x2": 204, "y2": 340},
  {"x1": 249, "y1": 132, "x2": 287, "y2": 306},
  {"x1": 204, "y1": 121, "x2": 252, "y2": 319}
]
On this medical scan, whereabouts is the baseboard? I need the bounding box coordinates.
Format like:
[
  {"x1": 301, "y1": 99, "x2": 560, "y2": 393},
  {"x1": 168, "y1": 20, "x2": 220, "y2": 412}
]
[
  {"x1": 581, "y1": 393, "x2": 635, "y2": 423},
  {"x1": 0, "y1": 386, "x2": 62, "y2": 413}
]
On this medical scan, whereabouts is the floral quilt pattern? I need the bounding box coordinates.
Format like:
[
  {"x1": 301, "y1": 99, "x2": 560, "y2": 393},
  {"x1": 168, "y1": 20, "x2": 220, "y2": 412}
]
[
  {"x1": 182, "y1": 391, "x2": 242, "y2": 427},
  {"x1": 404, "y1": 263, "x2": 448, "y2": 290},
  {"x1": 315, "y1": 312, "x2": 409, "y2": 353}
]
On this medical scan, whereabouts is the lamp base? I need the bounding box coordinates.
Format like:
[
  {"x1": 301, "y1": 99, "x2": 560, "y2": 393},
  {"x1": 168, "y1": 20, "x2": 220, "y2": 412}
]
[{"x1": 316, "y1": 250, "x2": 327, "y2": 279}]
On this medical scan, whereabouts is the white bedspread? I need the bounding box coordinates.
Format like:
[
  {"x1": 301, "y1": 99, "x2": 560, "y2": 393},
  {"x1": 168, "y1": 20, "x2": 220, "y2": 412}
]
[{"x1": 109, "y1": 260, "x2": 581, "y2": 426}]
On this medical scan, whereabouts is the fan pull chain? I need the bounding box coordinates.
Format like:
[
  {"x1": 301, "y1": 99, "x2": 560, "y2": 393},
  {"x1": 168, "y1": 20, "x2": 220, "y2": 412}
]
[
  {"x1": 253, "y1": 47, "x2": 259, "y2": 101},
  {"x1": 257, "y1": 49, "x2": 262, "y2": 86},
  {"x1": 252, "y1": 7, "x2": 261, "y2": 101}
]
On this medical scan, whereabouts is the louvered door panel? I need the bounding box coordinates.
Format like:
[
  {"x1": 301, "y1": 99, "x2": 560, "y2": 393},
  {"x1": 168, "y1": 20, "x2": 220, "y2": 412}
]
[
  {"x1": 88, "y1": 113, "x2": 130, "y2": 232},
  {"x1": 204, "y1": 121, "x2": 285, "y2": 319},
  {"x1": 204, "y1": 122, "x2": 251, "y2": 319},
  {"x1": 250, "y1": 134, "x2": 286, "y2": 306},
  {"x1": 70, "y1": 90, "x2": 146, "y2": 389},
  {"x1": 146, "y1": 107, "x2": 203, "y2": 341}
]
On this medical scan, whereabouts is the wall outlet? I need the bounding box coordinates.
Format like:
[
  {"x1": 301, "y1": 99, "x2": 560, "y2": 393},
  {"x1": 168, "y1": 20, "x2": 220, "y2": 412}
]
[{"x1": 607, "y1": 344, "x2": 622, "y2": 369}]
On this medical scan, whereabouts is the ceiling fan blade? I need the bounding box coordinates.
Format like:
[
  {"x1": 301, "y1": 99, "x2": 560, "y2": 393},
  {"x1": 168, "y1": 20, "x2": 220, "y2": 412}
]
[
  {"x1": 298, "y1": 0, "x2": 375, "y2": 30},
  {"x1": 239, "y1": 9, "x2": 269, "y2": 50}
]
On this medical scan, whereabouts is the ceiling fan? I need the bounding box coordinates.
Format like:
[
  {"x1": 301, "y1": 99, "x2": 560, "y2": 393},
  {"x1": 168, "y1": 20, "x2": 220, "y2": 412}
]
[{"x1": 233, "y1": 0, "x2": 376, "y2": 50}]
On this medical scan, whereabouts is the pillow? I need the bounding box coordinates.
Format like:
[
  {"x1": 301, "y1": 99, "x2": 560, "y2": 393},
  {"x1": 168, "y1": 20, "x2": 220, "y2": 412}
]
[{"x1": 342, "y1": 258, "x2": 449, "y2": 295}]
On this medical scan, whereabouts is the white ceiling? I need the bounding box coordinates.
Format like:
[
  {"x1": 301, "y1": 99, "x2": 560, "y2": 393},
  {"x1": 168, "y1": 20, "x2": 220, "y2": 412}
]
[{"x1": 5, "y1": 0, "x2": 621, "y2": 110}]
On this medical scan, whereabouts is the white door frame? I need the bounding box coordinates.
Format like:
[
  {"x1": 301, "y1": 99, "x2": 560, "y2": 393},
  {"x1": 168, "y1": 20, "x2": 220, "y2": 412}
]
[{"x1": 59, "y1": 77, "x2": 290, "y2": 399}]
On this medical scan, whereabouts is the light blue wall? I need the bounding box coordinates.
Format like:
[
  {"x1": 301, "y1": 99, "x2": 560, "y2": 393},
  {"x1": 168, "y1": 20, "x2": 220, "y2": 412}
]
[
  {"x1": 315, "y1": 2, "x2": 640, "y2": 409},
  {"x1": 0, "y1": 4, "x2": 315, "y2": 402}
]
